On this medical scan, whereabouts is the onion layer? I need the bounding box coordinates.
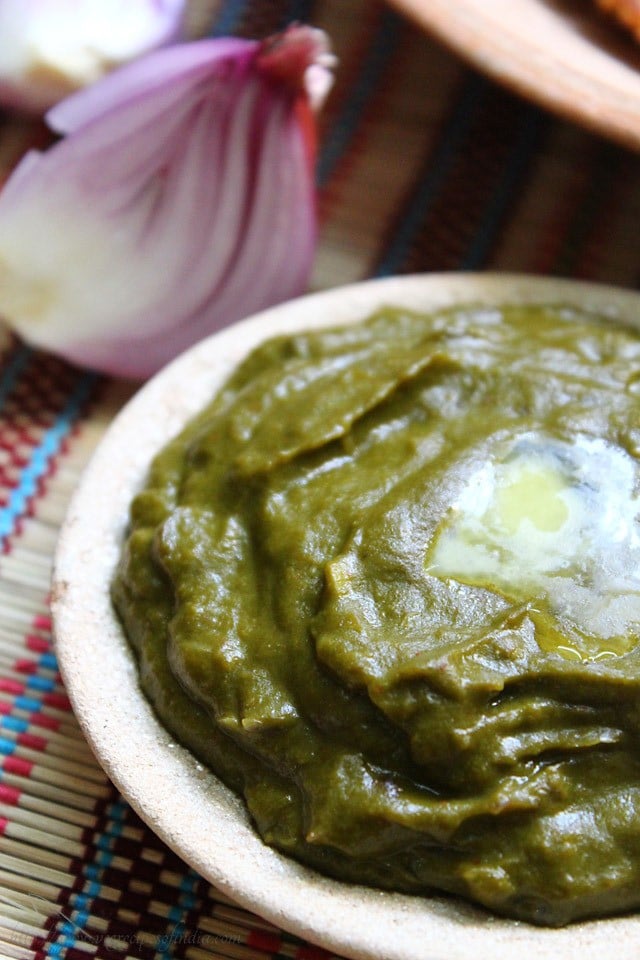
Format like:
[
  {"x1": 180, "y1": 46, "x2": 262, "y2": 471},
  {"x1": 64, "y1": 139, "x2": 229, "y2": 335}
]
[
  {"x1": 0, "y1": 0, "x2": 187, "y2": 114},
  {"x1": 0, "y1": 27, "x2": 335, "y2": 378}
]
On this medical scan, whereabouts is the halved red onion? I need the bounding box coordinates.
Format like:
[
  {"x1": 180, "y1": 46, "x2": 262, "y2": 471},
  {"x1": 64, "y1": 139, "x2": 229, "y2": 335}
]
[{"x1": 0, "y1": 27, "x2": 335, "y2": 378}]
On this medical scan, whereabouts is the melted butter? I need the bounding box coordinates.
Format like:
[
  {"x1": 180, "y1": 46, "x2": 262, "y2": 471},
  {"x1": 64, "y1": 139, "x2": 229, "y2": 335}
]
[
  {"x1": 428, "y1": 435, "x2": 640, "y2": 658},
  {"x1": 494, "y1": 462, "x2": 569, "y2": 534}
]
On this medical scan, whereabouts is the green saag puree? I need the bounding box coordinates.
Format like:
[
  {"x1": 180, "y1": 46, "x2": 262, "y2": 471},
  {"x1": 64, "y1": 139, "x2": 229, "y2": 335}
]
[{"x1": 112, "y1": 303, "x2": 640, "y2": 926}]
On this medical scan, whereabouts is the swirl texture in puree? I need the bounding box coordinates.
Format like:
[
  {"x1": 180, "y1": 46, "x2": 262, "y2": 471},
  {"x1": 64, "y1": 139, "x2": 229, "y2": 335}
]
[{"x1": 112, "y1": 303, "x2": 640, "y2": 926}]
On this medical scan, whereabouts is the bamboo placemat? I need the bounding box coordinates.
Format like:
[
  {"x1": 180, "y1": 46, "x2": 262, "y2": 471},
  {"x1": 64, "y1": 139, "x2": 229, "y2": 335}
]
[{"x1": 1, "y1": 1, "x2": 640, "y2": 958}]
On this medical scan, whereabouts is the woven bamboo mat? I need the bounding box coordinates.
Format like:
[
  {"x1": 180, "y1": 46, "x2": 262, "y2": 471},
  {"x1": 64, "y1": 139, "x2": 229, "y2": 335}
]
[{"x1": 1, "y1": 1, "x2": 640, "y2": 958}]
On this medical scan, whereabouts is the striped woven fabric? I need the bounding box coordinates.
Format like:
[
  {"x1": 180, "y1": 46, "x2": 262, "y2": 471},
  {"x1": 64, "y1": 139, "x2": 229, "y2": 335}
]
[{"x1": 1, "y1": 1, "x2": 640, "y2": 958}]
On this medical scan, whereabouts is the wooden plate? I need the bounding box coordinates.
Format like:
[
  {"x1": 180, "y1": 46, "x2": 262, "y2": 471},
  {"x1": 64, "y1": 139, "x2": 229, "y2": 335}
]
[
  {"x1": 387, "y1": 0, "x2": 640, "y2": 151},
  {"x1": 52, "y1": 273, "x2": 640, "y2": 960}
]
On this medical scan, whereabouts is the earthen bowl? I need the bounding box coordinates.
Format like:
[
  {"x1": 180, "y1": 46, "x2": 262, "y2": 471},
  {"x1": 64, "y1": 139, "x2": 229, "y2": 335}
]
[{"x1": 53, "y1": 273, "x2": 640, "y2": 960}]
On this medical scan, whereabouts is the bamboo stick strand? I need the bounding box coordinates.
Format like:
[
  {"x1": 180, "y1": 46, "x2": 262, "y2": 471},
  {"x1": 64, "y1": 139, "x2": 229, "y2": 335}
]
[
  {"x1": 0, "y1": 852, "x2": 76, "y2": 890},
  {"x1": 0, "y1": 742, "x2": 107, "y2": 783}
]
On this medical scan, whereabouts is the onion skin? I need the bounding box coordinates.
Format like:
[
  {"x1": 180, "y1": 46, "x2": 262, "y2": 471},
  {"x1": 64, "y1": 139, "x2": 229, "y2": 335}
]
[
  {"x1": 0, "y1": 27, "x2": 335, "y2": 379},
  {"x1": 0, "y1": 0, "x2": 187, "y2": 115}
]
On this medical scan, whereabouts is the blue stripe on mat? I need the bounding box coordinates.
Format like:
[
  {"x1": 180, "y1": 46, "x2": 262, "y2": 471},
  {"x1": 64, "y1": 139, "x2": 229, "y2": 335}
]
[
  {"x1": 283, "y1": 0, "x2": 316, "y2": 22},
  {"x1": 374, "y1": 73, "x2": 488, "y2": 277},
  {"x1": 0, "y1": 345, "x2": 31, "y2": 410},
  {"x1": 14, "y1": 695, "x2": 44, "y2": 712},
  {"x1": 0, "y1": 372, "x2": 96, "y2": 545},
  {"x1": 44, "y1": 800, "x2": 128, "y2": 958},
  {"x1": 157, "y1": 870, "x2": 201, "y2": 960},
  {"x1": 460, "y1": 107, "x2": 544, "y2": 269},
  {"x1": 316, "y1": 9, "x2": 402, "y2": 188},
  {"x1": 24, "y1": 675, "x2": 56, "y2": 693},
  {"x1": 210, "y1": 0, "x2": 251, "y2": 37}
]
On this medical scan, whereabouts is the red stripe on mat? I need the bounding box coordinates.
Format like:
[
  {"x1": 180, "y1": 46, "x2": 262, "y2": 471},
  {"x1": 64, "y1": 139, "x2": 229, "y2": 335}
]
[
  {"x1": 0, "y1": 783, "x2": 20, "y2": 804},
  {"x1": 3, "y1": 755, "x2": 32, "y2": 777}
]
